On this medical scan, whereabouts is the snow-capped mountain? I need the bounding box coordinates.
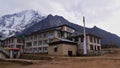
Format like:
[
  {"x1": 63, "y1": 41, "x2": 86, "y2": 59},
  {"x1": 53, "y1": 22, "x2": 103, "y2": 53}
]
[
  {"x1": 0, "y1": 10, "x2": 45, "y2": 38},
  {"x1": 0, "y1": 10, "x2": 120, "y2": 47}
]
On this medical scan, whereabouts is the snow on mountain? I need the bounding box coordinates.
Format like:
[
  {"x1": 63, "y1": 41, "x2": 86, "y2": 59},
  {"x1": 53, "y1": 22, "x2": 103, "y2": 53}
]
[{"x1": 0, "y1": 10, "x2": 46, "y2": 38}]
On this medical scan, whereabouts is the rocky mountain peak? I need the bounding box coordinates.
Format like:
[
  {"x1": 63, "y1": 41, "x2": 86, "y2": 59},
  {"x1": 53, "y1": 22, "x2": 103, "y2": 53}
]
[{"x1": 0, "y1": 10, "x2": 46, "y2": 38}]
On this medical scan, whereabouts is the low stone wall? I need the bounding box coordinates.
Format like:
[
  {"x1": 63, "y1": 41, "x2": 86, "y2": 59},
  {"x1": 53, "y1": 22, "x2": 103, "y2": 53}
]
[
  {"x1": 101, "y1": 49, "x2": 118, "y2": 55},
  {"x1": 0, "y1": 59, "x2": 33, "y2": 65},
  {"x1": 20, "y1": 53, "x2": 52, "y2": 60}
]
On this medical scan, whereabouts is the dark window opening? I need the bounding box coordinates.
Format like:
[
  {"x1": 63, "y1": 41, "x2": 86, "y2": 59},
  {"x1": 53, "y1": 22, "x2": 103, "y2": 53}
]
[
  {"x1": 54, "y1": 47, "x2": 58, "y2": 52},
  {"x1": 94, "y1": 37, "x2": 96, "y2": 43},
  {"x1": 90, "y1": 36, "x2": 93, "y2": 42},
  {"x1": 44, "y1": 47, "x2": 48, "y2": 51},
  {"x1": 97, "y1": 46, "x2": 100, "y2": 51},
  {"x1": 97, "y1": 39, "x2": 100, "y2": 44},
  {"x1": 74, "y1": 38, "x2": 78, "y2": 42},
  {"x1": 95, "y1": 45, "x2": 97, "y2": 51},
  {"x1": 81, "y1": 36, "x2": 84, "y2": 42},
  {"x1": 26, "y1": 42, "x2": 32, "y2": 47},
  {"x1": 90, "y1": 45, "x2": 93, "y2": 50}
]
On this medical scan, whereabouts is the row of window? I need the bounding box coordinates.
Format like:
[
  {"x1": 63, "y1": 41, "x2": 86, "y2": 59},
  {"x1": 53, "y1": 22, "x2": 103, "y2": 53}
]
[
  {"x1": 24, "y1": 47, "x2": 48, "y2": 53},
  {"x1": 17, "y1": 39, "x2": 23, "y2": 43},
  {"x1": 5, "y1": 39, "x2": 14, "y2": 44},
  {"x1": 90, "y1": 45, "x2": 101, "y2": 51},
  {"x1": 69, "y1": 36, "x2": 84, "y2": 42},
  {"x1": 4, "y1": 39, "x2": 23, "y2": 44},
  {"x1": 70, "y1": 36, "x2": 100, "y2": 44},
  {"x1": 26, "y1": 39, "x2": 54, "y2": 47},
  {"x1": 89, "y1": 36, "x2": 100, "y2": 44},
  {"x1": 25, "y1": 32, "x2": 54, "y2": 41}
]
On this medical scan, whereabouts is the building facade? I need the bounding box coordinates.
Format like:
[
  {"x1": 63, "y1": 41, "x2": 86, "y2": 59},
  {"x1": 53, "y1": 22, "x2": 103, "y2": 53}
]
[
  {"x1": 24, "y1": 25, "x2": 75, "y2": 53},
  {"x1": 48, "y1": 38, "x2": 77, "y2": 56},
  {"x1": 3, "y1": 36, "x2": 24, "y2": 52},
  {"x1": 67, "y1": 33, "x2": 101, "y2": 55},
  {"x1": 3, "y1": 36, "x2": 24, "y2": 58},
  {"x1": 1, "y1": 24, "x2": 102, "y2": 56}
]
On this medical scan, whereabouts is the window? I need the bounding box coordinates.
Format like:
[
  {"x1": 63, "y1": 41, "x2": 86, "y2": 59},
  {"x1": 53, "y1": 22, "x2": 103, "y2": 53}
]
[
  {"x1": 38, "y1": 41, "x2": 42, "y2": 46},
  {"x1": 33, "y1": 48, "x2": 37, "y2": 53},
  {"x1": 11, "y1": 39, "x2": 14, "y2": 43},
  {"x1": 29, "y1": 48, "x2": 32, "y2": 53},
  {"x1": 49, "y1": 32, "x2": 54, "y2": 36},
  {"x1": 48, "y1": 32, "x2": 54, "y2": 39},
  {"x1": 34, "y1": 35, "x2": 37, "y2": 40},
  {"x1": 43, "y1": 40, "x2": 48, "y2": 45},
  {"x1": 38, "y1": 34, "x2": 42, "y2": 39},
  {"x1": 58, "y1": 31, "x2": 62, "y2": 38},
  {"x1": 44, "y1": 47, "x2": 48, "y2": 51},
  {"x1": 33, "y1": 41, "x2": 37, "y2": 46},
  {"x1": 94, "y1": 37, "x2": 96, "y2": 43},
  {"x1": 81, "y1": 36, "x2": 84, "y2": 42},
  {"x1": 17, "y1": 39, "x2": 22, "y2": 43},
  {"x1": 38, "y1": 47, "x2": 42, "y2": 52},
  {"x1": 30, "y1": 36, "x2": 33, "y2": 40},
  {"x1": 16, "y1": 45, "x2": 21, "y2": 49},
  {"x1": 90, "y1": 45, "x2": 93, "y2": 50},
  {"x1": 54, "y1": 47, "x2": 58, "y2": 52},
  {"x1": 67, "y1": 33, "x2": 71, "y2": 37},
  {"x1": 95, "y1": 45, "x2": 97, "y2": 51},
  {"x1": 68, "y1": 38, "x2": 72, "y2": 41},
  {"x1": 90, "y1": 36, "x2": 93, "y2": 42},
  {"x1": 43, "y1": 33, "x2": 47, "y2": 38},
  {"x1": 8, "y1": 40, "x2": 10, "y2": 44},
  {"x1": 26, "y1": 42, "x2": 32, "y2": 47},
  {"x1": 10, "y1": 45, "x2": 14, "y2": 48},
  {"x1": 97, "y1": 46, "x2": 100, "y2": 51},
  {"x1": 74, "y1": 38, "x2": 78, "y2": 42},
  {"x1": 97, "y1": 39, "x2": 100, "y2": 44}
]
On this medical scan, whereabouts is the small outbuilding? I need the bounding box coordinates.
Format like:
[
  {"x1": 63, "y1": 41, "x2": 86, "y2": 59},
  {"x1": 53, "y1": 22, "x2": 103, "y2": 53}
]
[{"x1": 48, "y1": 38, "x2": 77, "y2": 56}]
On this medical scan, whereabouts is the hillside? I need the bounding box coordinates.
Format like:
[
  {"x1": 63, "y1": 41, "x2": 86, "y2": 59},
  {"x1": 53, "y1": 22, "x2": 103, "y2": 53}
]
[{"x1": 20, "y1": 14, "x2": 120, "y2": 47}]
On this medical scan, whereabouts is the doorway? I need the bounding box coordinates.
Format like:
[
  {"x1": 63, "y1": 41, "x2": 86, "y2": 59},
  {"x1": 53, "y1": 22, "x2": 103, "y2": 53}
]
[{"x1": 68, "y1": 51, "x2": 73, "y2": 56}]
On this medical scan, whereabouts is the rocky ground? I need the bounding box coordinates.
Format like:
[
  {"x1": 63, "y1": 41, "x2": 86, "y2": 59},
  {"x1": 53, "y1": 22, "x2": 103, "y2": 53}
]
[{"x1": 1, "y1": 48, "x2": 120, "y2": 68}]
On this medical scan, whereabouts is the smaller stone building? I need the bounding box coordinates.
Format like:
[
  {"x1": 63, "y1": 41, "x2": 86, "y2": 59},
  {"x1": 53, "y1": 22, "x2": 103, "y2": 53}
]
[
  {"x1": 48, "y1": 32, "x2": 101, "y2": 56},
  {"x1": 48, "y1": 38, "x2": 77, "y2": 56},
  {"x1": 3, "y1": 36, "x2": 24, "y2": 58},
  {"x1": 67, "y1": 32, "x2": 101, "y2": 55}
]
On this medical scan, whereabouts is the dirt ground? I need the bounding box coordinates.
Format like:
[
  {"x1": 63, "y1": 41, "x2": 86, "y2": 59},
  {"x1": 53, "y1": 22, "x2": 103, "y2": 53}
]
[{"x1": 1, "y1": 48, "x2": 120, "y2": 68}]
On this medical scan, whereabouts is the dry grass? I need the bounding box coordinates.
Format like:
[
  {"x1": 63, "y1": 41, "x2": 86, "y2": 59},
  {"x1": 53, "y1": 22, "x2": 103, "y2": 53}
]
[{"x1": 1, "y1": 48, "x2": 120, "y2": 68}]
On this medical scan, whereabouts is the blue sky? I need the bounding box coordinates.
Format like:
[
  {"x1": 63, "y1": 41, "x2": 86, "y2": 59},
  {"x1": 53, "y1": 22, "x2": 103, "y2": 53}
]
[{"x1": 0, "y1": 0, "x2": 120, "y2": 36}]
